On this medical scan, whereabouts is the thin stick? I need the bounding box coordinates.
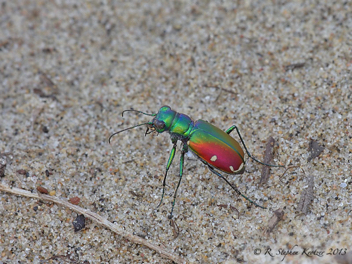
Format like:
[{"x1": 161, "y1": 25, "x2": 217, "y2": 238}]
[
  {"x1": 0, "y1": 183, "x2": 187, "y2": 264},
  {"x1": 203, "y1": 83, "x2": 238, "y2": 95}
]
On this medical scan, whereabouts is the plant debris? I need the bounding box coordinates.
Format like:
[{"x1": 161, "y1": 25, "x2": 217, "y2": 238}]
[
  {"x1": 307, "y1": 140, "x2": 324, "y2": 162},
  {"x1": 266, "y1": 208, "x2": 284, "y2": 234},
  {"x1": 297, "y1": 175, "x2": 315, "y2": 214},
  {"x1": 259, "y1": 136, "x2": 276, "y2": 184}
]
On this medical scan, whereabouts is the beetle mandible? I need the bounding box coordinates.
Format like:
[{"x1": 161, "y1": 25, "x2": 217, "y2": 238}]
[{"x1": 109, "y1": 106, "x2": 284, "y2": 219}]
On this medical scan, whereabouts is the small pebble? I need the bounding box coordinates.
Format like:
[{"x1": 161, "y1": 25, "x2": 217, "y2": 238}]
[{"x1": 36, "y1": 186, "x2": 49, "y2": 194}]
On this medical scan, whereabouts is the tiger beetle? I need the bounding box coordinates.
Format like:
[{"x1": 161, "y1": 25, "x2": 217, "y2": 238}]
[{"x1": 109, "y1": 106, "x2": 284, "y2": 219}]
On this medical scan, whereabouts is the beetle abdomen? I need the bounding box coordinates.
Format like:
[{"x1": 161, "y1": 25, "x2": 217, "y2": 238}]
[{"x1": 188, "y1": 120, "x2": 245, "y2": 174}]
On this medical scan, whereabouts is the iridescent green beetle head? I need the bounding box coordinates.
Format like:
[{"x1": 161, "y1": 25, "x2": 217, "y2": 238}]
[
  {"x1": 108, "y1": 106, "x2": 175, "y2": 144},
  {"x1": 150, "y1": 106, "x2": 176, "y2": 133}
]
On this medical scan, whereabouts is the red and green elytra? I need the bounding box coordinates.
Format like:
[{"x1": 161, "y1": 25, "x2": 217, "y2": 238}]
[
  {"x1": 109, "y1": 106, "x2": 284, "y2": 219},
  {"x1": 188, "y1": 120, "x2": 245, "y2": 174}
]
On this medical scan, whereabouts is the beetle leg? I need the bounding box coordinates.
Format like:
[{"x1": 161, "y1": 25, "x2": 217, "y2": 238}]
[
  {"x1": 226, "y1": 125, "x2": 284, "y2": 168},
  {"x1": 168, "y1": 143, "x2": 188, "y2": 219},
  {"x1": 205, "y1": 163, "x2": 266, "y2": 209},
  {"x1": 156, "y1": 139, "x2": 177, "y2": 209}
]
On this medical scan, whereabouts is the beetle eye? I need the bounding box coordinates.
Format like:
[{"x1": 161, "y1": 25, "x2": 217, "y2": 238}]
[{"x1": 154, "y1": 120, "x2": 165, "y2": 130}]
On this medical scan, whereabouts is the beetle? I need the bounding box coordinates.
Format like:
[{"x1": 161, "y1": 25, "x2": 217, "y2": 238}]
[{"x1": 109, "y1": 106, "x2": 284, "y2": 219}]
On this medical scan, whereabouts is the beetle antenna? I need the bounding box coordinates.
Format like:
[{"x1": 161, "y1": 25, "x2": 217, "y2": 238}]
[
  {"x1": 109, "y1": 122, "x2": 153, "y2": 144},
  {"x1": 122, "y1": 109, "x2": 157, "y2": 117}
]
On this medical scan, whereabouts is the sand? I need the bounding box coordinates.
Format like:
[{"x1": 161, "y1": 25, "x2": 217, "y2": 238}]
[{"x1": 0, "y1": 1, "x2": 351, "y2": 263}]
